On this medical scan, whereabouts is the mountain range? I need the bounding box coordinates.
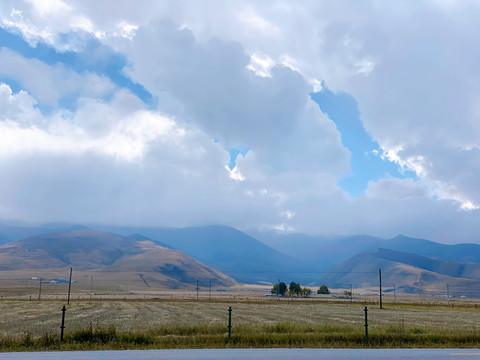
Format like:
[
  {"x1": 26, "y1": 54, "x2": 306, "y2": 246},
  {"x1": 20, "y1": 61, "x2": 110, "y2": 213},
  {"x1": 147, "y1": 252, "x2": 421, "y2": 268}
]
[
  {"x1": 1, "y1": 222, "x2": 480, "y2": 294},
  {"x1": 253, "y1": 232, "x2": 480, "y2": 271},
  {"x1": 84, "y1": 225, "x2": 316, "y2": 283}
]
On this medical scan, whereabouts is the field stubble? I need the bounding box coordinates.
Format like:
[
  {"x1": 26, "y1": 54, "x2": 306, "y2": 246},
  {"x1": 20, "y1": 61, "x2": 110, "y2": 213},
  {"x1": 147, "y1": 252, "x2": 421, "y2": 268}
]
[{"x1": 1, "y1": 298, "x2": 480, "y2": 337}]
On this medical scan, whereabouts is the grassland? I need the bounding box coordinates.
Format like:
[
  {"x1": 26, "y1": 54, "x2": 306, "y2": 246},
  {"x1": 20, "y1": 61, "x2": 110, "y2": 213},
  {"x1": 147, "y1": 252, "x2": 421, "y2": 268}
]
[{"x1": 2, "y1": 298, "x2": 480, "y2": 350}]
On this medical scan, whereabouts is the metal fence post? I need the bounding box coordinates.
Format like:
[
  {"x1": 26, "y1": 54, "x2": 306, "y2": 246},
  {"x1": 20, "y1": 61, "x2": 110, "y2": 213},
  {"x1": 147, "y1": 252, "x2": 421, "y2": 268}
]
[
  {"x1": 227, "y1": 306, "x2": 232, "y2": 342},
  {"x1": 364, "y1": 306, "x2": 368, "y2": 341},
  {"x1": 60, "y1": 305, "x2": 67, "y2": 341}
]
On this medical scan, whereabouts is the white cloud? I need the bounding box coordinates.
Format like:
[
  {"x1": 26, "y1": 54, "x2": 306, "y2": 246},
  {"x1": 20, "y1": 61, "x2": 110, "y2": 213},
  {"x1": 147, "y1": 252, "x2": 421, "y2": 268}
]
[
  {"x1": 247, "y1": 53, "x2": 275, "y2": 77},
  {"x1": 226, "y1": 166, "x2": 245, "y2": 182},
  {"x1": 0, "y1": 48, "x2": 116, "y2": 105},
  {"x1": 0, "y1": 83, "x2": 285, "y2": 228},
  {"x1": 124, "y1": 20, "x2": 349, "y2": 177},
  {"x1": 237, "y1": 6, "x2": 279, "y2": 35},
  {"x1": 0, "y1": 83, "x2": 43, "y2": 125},
  {"x1": 0, "y1": 85, "x2": 177, "y2": 160},
  {"x1": 1, "y1": 2, "x2": 480, "y2": 242},
  {"x1": 1, "y1": 0, "x2": 94, "y2": 50},
  {"x1": 365, "y1": 178, "x2": 427, "y2": 200},
  {"x1": 1, "y1": 81, "x2": 479, "y2": 242}
]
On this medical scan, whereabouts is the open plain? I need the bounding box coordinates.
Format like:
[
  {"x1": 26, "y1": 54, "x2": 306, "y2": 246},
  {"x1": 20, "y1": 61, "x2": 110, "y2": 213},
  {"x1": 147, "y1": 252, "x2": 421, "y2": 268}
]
[
  {"x1": 2, "y1": 291, "x2": 480, "y2": 350},
  {"x1": 2, "y1": 298, "x2": 480, "y2": 337}
]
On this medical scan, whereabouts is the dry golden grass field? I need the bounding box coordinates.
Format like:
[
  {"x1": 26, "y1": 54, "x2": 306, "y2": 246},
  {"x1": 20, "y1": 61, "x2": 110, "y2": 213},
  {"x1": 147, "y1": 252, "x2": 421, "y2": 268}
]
[
  {"x1": 3, "y1": 269, "x2": 480, "y2": 349},
  {"x1": 2, "y1": 297, "x2": 480, "y2": 338}
]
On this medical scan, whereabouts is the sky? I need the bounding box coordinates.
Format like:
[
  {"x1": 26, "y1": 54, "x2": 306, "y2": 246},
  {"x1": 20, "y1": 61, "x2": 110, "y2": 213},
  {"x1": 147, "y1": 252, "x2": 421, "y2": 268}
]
[{"x1": 0, "y1": 0, "x2": 479, "y2": 243}]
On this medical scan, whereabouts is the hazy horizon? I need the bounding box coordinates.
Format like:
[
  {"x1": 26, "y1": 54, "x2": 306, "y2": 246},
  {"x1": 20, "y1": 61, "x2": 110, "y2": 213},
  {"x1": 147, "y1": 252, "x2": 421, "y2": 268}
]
[{"x1": 1, "y1": 219, "x2": 478, "y2": 246}]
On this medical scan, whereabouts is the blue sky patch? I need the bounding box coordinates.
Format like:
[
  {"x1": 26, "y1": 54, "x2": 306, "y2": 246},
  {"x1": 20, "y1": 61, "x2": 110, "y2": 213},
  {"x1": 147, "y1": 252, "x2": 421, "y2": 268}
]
[
  {"x1": 0, "y1": 28, "x2": 152, "y2": 108},
  {"x1": 228, "y1": 146, "x2": 249, "y2": 170},
  {"x1": 311, "y1": 88, "x2": 413, "y2": 197}
]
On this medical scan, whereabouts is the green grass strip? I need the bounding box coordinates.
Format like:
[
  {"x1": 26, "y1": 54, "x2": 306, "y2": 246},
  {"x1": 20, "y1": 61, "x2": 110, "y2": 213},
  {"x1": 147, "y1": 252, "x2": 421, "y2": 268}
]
[{"x1": 2, "y1": 322, "x2": 480, "y2": 351}]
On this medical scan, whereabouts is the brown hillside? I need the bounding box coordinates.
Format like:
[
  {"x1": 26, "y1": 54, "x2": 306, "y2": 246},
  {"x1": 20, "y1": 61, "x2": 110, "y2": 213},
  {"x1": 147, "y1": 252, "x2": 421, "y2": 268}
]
[
  {"x1": 321, "y1": 248, "x2": 480, "y2": 296},
  {"x1": 0, "y1": 230, "x2": 236, "y2": 288}
]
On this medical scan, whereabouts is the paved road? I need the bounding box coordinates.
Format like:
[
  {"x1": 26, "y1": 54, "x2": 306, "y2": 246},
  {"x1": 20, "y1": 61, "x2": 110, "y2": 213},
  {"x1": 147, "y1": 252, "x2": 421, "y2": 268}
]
[{"x1": 1, "y1": 349, "x2": 480, "y2": 359}]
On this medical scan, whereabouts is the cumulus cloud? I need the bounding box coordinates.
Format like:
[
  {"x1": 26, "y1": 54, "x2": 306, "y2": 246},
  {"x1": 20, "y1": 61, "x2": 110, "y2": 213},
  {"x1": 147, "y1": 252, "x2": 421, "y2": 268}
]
[
  {"x1": 0, "y1": 83, "x2": 43, "y2": 125},
  {"x1": 144, "y1": 1, "x2": 480, "y2": 211},
  {"x1": 0, "y1": 85, "x2": 172, "y2": 159},
  {"x1": 0, "y1": 0, "x2": 94, "y2": 50},
  {"x1": 0, "y1": 83, "x2": 282, "y2": 227},
  {"x1": 124, "y1": 19, "x2": 349, "y2": 175},
  {"x1": 1, "y1": 1, "x2": 480, "y2": 242}
]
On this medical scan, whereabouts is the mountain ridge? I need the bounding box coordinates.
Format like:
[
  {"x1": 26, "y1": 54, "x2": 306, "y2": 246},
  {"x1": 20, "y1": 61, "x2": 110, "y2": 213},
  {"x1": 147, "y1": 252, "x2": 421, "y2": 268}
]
[
  {"x1": 0, "y1": 229, "x2": 235, "y2": 288},
  {"x1": 321, "y1": 247, "x2": 480, "y2": 296}
]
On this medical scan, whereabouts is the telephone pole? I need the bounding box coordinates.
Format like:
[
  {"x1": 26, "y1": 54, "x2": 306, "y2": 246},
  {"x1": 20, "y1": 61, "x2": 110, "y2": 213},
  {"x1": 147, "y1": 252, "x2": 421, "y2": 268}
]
[
  {"x1": 67, "y1": 267, "x2": 73, "y2": 304},
  {"x1": 379, "y1": 268, "x2": 383, "y2": 309},
  {"x1": 196, "y1": 280, "x2": 199, "y2": 301},
  {"x1": 38, "y1": 277, "x2": 42, "y2": 300},
  {"x1": 447, "y1": 284, "x2": 450, "y2": 305}
]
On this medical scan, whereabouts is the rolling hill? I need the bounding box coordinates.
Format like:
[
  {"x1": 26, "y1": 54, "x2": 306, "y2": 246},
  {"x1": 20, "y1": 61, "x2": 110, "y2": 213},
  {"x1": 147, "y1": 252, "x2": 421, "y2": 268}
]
[
  {"x1": 321, "y1": 248, "x2": 480, "y2": 296},
  {"x1": 0, "y1": 229, "x2": 235, "y2": 288},
  {"x1": 89, "y1": 225, "x2": 314, "y2": 283}
]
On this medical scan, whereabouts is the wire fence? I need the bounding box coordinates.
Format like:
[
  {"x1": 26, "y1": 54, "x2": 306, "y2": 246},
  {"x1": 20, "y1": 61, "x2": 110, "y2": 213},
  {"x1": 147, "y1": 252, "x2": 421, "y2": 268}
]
[{"x1": 0, "y1": 267, "x2": 479, "y2": 304}]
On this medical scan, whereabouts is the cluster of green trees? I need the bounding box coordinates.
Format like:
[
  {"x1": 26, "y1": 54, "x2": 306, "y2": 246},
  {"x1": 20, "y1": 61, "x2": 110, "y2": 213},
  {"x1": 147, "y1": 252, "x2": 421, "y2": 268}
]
[
  {"x1": 271, "y1": 282, "x2": 330, "y2": 297},
  {"x1": 317, "y1": 285, "x2": 330, "y2": 294},
  {"x1": 271, "y1": 281, "x2": 330, "y2": 296}
]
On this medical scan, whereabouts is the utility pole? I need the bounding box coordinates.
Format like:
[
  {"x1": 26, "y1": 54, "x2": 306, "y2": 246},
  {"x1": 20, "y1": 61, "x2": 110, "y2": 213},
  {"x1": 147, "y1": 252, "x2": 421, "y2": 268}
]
[
  {"x1": 38, "y1": 277, "x2": 42, "y2": 300},
  {"x1": 447, "y1": 284, "x2": 450, "y2": 305},
  {"x1": 67, "y1": 267, "x2": 73, "y2": 304},
  {"x1": 196, "y1": 280, "x2": 199, "y2": 301},
  {"x1": 90, "y1": 275, "x2": 93, "y2": 300},
  {"x1": 379, "y1": 268, "x2": 383, "y2": 309}
]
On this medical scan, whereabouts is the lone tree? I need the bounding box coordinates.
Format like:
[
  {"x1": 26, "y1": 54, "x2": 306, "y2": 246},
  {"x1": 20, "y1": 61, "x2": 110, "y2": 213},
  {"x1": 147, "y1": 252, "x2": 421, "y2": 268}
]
[
  {"x1": 301, "y1": 287, "x2": 312, "y2": 296},
  {"x1": 317, "y1": 285, "x2": 330, "y2": 294},
  {"x1": 271, "y1": 282, "x2": 287, "y2": 296},
  {"x1": 289, "y1": 281, "x2": 296, "y2": 294}
]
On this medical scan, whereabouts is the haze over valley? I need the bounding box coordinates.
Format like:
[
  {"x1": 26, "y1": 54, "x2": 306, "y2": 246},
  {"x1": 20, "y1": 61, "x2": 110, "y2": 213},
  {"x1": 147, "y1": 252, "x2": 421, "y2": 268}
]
[{"x1": 0, "y1": 222, "x2": 479, "y2": 297}]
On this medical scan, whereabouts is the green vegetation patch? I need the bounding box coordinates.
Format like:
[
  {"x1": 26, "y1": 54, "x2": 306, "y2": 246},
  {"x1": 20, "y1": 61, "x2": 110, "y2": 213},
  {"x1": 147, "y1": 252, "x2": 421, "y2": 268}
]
[{"x1": 2, "y1": 322, "x2": 480, "y2": 351}]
